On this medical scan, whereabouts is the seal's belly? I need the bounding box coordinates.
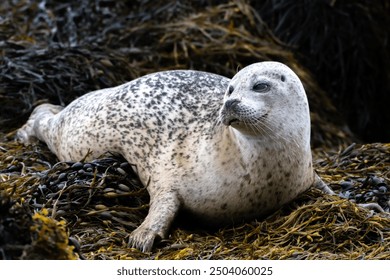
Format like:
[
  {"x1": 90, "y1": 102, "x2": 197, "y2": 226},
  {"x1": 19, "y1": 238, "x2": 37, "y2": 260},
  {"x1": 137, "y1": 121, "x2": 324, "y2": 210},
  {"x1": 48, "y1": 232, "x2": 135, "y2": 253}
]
[
  {"x1": 178, "y1": 178, "x2": 306, "y2": 225},
  {"x1": 172, "y1": 151, "x2": 313, "y2": 225}
]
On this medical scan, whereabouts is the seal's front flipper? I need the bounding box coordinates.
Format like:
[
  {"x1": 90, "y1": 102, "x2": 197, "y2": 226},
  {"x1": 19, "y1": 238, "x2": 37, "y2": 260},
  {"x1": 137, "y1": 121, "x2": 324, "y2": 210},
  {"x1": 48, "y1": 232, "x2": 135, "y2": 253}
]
[
  {"x1": 128, "y1": 189, "x2": 181, "y2": 253},
  {"x1": 312, "y1": 173, "x2": 335, "y2": 195}
]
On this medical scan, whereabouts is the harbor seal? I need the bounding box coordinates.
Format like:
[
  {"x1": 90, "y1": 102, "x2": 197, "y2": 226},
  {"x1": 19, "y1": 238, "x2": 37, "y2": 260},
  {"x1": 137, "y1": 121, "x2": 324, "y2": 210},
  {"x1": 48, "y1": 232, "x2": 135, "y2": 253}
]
[{"x1": 16, "y1": 61, "x2": 328, "y2": 252}]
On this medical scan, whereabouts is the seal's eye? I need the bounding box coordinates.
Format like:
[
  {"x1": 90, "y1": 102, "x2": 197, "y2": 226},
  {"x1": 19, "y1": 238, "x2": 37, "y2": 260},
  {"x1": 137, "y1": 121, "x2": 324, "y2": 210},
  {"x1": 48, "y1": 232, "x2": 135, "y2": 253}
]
[{"x1": 253, "y1": 82, "x2": 270, "y2": 92}]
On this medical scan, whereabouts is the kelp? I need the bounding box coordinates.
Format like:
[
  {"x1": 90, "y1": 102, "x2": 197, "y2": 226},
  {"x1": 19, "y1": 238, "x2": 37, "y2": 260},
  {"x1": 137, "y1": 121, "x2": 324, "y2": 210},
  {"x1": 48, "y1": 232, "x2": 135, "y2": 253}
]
[
  {"x1": 315, "y1": 143, "x2": 390, "y2": 212},
  {"x1": 0, "y1": 137, "x2": 389, "y2": 259},
  {"x1": 0, "y1": 191, "x2": 78, "y2": 259}
]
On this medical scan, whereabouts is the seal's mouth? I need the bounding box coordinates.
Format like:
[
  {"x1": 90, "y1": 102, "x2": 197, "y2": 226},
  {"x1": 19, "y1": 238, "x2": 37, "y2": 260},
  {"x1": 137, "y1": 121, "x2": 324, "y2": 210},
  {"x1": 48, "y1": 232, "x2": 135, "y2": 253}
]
[
  {"x1": 228, "y1": 118, "x2": 239, "y2": 126},
  {"x1": 221, "y1": 114, "x2": 240, "y2": 126}
]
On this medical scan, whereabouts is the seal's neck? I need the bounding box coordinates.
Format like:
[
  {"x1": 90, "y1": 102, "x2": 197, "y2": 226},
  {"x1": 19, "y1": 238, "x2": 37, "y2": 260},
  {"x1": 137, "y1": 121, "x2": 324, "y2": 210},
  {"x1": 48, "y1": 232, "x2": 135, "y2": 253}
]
[{"x1": 226, "y1": 125, "x2": 310, "y2": 164}]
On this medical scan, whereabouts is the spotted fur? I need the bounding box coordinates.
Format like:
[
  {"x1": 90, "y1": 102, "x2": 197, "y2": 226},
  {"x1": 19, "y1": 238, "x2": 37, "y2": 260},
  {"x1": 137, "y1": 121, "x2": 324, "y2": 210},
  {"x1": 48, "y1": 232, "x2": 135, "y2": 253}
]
[{"x1": 17, "y1": 62, "x2": 320, "y2": 252}]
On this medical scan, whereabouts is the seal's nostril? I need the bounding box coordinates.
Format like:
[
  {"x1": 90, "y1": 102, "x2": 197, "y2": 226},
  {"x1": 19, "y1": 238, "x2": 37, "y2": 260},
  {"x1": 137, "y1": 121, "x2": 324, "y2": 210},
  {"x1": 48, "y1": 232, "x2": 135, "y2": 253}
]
[{"x1": 225, "y1": 99, "x2": 240, "y2": 110}]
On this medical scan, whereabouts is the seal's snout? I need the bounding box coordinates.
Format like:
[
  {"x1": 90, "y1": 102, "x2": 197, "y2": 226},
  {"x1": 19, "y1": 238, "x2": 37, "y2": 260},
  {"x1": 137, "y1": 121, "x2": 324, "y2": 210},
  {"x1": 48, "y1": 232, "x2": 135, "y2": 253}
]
[
  {"x1": 224, "y1": 99, "x2": 240, "y2": 110},
  {"x1": 221, "y1": 98, "x2": 241, "y2": 126}
]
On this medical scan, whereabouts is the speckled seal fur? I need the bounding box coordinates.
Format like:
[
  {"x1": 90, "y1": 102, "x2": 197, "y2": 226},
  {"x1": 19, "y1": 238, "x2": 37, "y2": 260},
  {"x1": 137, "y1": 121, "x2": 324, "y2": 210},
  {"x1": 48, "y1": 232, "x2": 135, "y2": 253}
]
[{"x1": 17, "y1": 61, "x2": 331, "y2": 252}]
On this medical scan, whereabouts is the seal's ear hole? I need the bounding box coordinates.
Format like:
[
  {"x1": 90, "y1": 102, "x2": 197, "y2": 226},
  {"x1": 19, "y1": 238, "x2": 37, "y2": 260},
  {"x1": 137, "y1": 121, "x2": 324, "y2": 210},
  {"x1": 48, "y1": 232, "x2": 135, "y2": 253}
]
[
  {"x1": 228, "y1": 85, "x2": 234, "y2": 95},
  {"x1": 281, "y1": 75, "x2": 286, "y2": 82}
]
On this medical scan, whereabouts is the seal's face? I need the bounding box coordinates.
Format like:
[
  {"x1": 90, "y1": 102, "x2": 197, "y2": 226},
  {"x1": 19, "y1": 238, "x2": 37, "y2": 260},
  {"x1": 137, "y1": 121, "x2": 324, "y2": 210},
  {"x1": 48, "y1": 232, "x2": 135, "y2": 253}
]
[{"x1": 219, "y1": 61, "x2": 309, "y2": 138}]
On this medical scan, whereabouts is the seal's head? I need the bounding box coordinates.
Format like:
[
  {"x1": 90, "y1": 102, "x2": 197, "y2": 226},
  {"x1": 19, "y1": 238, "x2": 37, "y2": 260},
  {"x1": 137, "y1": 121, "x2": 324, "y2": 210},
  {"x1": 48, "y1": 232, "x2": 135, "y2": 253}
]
[{"x1": 220, "y1": 61, "x2": 310, "y2": 143}]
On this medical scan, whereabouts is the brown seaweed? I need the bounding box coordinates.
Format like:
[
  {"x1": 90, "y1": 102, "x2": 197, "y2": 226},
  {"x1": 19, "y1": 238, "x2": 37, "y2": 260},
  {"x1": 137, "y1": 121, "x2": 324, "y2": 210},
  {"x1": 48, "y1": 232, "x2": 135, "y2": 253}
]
[{"x1": 1, "y1": 137, "x2": 389, "y2": 259}]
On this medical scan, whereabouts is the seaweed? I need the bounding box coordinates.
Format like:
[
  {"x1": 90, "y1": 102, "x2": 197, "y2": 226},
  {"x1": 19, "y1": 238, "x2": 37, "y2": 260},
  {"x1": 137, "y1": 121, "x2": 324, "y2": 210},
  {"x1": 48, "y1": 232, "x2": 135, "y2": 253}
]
[{"x1": 1, "y1": 137, "x2": 389, "y2": 259}]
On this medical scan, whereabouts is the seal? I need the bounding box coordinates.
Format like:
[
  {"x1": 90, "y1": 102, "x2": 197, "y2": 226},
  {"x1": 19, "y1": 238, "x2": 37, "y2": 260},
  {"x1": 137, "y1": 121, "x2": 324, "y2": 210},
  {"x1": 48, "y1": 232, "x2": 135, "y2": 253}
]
[{"x1": 16, "y1": 61, "x2": 329, "y2": 252}]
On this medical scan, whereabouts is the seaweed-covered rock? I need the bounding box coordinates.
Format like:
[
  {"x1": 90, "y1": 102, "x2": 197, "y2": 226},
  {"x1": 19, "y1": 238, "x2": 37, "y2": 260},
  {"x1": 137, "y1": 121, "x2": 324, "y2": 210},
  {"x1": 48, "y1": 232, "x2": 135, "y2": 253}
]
[{"x1": 0, "y1": 194, "x2": 78, "y2": 259}]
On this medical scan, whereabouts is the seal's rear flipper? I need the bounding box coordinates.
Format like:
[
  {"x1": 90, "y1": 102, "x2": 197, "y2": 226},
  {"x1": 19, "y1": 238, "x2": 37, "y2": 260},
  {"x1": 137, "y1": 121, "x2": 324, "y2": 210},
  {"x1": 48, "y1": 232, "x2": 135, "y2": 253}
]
[{"x1": 16, "y1": 104, "x2": 64, "y2": 145}]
